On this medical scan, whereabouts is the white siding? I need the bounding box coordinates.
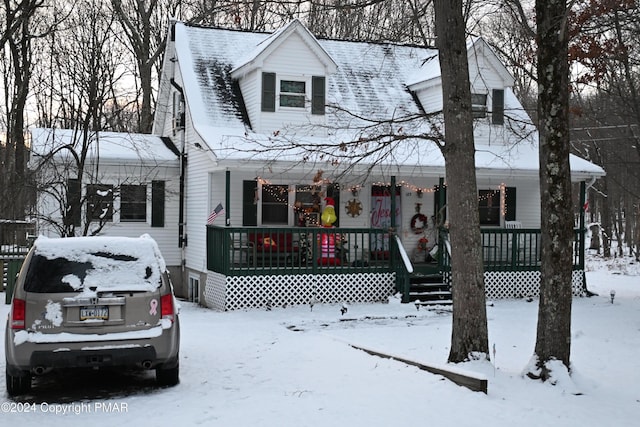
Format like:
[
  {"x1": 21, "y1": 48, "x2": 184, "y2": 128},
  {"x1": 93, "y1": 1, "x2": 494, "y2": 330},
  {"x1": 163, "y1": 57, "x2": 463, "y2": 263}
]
[
  {"x1": 35, "y1": 163, "x2": 181, "y2": 268},
  {"x1": 413, "y1": 85, "x2": 442, "y2": 114},
  {"x1": 250, "y1": 33, "x2": 328, "y2": 135},
  {"x1": 182, "y1": 132, "x2": 213, "y2": 275},
  {"x1": 476, "y1": 177, "x2": 541, "y2": 228},
  {"x1": 238, "y1": 69, "x2": 260, "y2": 131},
  {"x1": 508, "y1": 179, "x2": 541, "y2": 228}
]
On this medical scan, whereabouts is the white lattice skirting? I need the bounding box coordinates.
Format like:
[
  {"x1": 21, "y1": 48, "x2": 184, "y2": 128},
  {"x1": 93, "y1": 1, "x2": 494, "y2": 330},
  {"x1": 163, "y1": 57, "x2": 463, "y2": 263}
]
[
  {"x1": 475, "y1": 270, "x2": 586, "y2": 299},
  {"x1": 204, "y1": 272, "x2": 396, "y2": 311}
]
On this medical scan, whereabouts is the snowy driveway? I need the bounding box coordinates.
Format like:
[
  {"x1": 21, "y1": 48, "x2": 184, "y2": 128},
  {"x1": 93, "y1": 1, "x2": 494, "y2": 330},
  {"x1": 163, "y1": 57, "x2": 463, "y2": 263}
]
[{"x1": 2, "y1": 271, "x2": 640, "y2": 426}]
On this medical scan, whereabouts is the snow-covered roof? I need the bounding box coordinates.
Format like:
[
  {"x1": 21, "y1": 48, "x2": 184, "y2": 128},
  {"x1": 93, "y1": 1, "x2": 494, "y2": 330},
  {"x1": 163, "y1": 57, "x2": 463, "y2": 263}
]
[
  {"x1": 29, "y1": 128, "x2": 180, "y2": 167},
  {"x1": 170, "y1": 21, "x2": 604, "y2": 180},
  {"x1": 406, "y1": 37, "x2": 515, "y2": 89},
  {"x1": 231, "y1": 19, "x2": 338, "y2": 78},
  {"x1": 174, "y1": 21, "x2": 431, "y2": 135}
]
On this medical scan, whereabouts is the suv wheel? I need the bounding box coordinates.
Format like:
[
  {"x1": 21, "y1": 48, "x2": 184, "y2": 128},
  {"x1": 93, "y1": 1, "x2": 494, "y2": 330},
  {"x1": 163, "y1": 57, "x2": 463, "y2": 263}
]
[
  {"x1": 156, "y1": 360, "x2": 179, "y2": 387},
  {"x1": 6, "y1": 368, "x2": 32, "y2": 396}
]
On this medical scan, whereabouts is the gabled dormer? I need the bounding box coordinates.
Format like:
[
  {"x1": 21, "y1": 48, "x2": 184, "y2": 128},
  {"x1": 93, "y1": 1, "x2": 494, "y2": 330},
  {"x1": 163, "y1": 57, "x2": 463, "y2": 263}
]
[
  {"x1": 407, "y1": 37, "x2": 515, "y2": 128},
  {"x1": 230, "y1": 19, "x2": 338, "y2": 135}
]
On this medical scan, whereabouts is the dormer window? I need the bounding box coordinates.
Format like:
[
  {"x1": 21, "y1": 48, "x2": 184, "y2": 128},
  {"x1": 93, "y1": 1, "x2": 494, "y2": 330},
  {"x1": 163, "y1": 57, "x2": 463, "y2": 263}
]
[
  {"x1": 261, "y1": 72, "x2": 325, "y2": 115},
  {"x1": 280, "y1": 80, "x2": 306, "y2": 108},
  {"x1": 471, "y1": 93, "x2": 488, "y2": 118}
]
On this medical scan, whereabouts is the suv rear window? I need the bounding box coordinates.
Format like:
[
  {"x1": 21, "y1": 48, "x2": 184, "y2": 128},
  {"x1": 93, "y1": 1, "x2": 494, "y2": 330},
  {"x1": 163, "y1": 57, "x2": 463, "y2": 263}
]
[{"x1": 24, "y1": 236, "x2": 164, "y2": 293}]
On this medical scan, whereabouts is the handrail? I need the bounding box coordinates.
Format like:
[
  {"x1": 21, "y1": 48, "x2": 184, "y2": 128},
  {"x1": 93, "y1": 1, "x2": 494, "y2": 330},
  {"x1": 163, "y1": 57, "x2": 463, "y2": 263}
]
[
  {"x1": 394, "y1": 235, "x2": 413, "y2": 274},
  {"x1": 393, "y1": 234, "x2": 414, "y2": 303}
]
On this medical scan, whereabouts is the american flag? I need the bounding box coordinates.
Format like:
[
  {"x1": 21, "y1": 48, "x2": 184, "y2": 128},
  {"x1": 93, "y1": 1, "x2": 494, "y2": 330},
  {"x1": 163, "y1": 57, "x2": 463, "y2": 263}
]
[{"x1": 207, "y1": 203, "x2": 224, "y2": 224}]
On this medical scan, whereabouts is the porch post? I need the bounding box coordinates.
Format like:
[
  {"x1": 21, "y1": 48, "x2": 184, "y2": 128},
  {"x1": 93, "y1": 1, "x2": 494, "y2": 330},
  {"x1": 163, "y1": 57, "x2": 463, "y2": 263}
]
[
  {"x1": 579, "y1": 180, "x2": 586, "y2": 269},
  {"x1": 225, "y1": 169, "x2": 231, "y2": 226},
  {"x1": 390, "y1": 176, "x2": 396, "y2": 229}
]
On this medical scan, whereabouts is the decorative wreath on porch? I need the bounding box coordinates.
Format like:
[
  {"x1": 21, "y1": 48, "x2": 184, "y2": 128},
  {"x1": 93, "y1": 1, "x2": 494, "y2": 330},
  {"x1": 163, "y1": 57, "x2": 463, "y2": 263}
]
[{"x1": 410, "y1": 213, "x2": 428, "y2": 234}]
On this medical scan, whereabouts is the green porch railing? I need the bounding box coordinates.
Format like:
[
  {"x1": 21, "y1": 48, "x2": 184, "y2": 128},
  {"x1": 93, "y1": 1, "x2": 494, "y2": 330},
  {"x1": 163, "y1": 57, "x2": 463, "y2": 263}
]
[
  {"x1": 1, "y1": 220, "x2": 35, "y2": 304},
  {"x1": 206, "y1": 226, "x2": 400, "y2": 277},
  {"x1": 440, "y1": 227, "x2": 585, "y2": 272}
]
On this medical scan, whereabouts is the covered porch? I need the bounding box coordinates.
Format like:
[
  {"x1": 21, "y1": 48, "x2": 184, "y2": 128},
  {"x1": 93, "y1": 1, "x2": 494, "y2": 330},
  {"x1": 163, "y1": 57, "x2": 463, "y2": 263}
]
[{"x1": 205, "y1": 224, "x2": 588, "y2": 310}]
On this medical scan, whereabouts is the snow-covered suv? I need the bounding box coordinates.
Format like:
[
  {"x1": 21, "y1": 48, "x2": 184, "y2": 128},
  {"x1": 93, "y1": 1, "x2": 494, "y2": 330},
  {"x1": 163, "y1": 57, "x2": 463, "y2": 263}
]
[{"x1": 5, "y1": 234, "x2": 180, "y2": 396}]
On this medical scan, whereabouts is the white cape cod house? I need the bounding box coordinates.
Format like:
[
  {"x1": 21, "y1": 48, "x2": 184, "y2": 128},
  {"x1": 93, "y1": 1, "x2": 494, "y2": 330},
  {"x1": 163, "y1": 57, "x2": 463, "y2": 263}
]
[
  {"x1": 30, "y1": 19, "x2": 605, "y2": 311},
  {"x1": 148, "y1": 19, "x2": 605, "y2": 310}
]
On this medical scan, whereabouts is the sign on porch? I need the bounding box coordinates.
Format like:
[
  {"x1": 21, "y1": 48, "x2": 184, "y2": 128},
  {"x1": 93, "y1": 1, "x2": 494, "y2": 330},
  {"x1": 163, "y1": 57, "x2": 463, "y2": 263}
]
[{"x1": 370, "y1": 186, "x2": 401, "y2": 251}]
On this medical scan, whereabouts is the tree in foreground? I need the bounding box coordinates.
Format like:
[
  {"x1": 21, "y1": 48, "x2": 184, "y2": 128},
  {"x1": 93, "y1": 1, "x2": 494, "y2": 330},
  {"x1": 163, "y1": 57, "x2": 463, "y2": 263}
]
[
  {"x1": 434, "y1": 0, "x2": 489, "y2": 363},
  {"x1": 527, "y1": 0, "x2": 574, "y2": 381}
]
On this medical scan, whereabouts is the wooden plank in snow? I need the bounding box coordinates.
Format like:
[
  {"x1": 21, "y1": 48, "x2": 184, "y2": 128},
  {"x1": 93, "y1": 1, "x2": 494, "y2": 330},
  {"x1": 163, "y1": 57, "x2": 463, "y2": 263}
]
[{"x1": 351, "y1": 344, "x2": 488, "y2": 394}]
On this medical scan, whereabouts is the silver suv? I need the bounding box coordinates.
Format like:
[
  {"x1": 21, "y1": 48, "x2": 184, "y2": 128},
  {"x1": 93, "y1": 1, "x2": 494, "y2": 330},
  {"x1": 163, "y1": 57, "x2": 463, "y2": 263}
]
[{"x1": 5, "y1": 234, "x2": 180, "y2": 396}]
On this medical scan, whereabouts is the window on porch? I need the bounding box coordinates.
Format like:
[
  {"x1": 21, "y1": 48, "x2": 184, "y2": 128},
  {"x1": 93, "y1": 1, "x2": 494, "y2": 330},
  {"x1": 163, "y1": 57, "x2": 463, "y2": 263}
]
[
  {"x1": 262, "y1": 184, "x2": 289, "y2": 225},
  {"x1": 478, "y1": 189, "x2": 500, "y2": 226},
  {"x1": 294, "y1": 185, "x2": 321, "y2": 227}
]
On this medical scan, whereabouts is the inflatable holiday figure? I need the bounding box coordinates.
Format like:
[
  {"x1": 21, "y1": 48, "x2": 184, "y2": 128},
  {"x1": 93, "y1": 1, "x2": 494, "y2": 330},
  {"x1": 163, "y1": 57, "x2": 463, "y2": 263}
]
[
  {"x1": 321, "y1": 197, "x2": 337, "y2": 227},
  {"x1": 319, "y1": 197, "x2": 339, "y2": 265}
]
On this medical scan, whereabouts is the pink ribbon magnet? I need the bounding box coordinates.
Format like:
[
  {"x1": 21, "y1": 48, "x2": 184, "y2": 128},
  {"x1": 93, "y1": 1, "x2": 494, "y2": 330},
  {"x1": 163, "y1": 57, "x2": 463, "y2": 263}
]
[{"x1": 149, "y1": 299, "x2": 158, "y2": 315}]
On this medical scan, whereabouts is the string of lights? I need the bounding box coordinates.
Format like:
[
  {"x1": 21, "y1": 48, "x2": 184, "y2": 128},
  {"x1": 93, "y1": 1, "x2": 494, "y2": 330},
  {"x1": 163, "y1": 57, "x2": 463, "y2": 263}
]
[{"x1": 257, "y1": 176, "x2": 510, "y2": 217}]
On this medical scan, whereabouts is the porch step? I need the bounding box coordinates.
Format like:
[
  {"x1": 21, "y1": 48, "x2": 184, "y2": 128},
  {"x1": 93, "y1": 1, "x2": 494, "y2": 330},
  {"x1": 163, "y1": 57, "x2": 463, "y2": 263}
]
[{"x1": 407, "y1": 274, "x2": 452, "y2": 306}]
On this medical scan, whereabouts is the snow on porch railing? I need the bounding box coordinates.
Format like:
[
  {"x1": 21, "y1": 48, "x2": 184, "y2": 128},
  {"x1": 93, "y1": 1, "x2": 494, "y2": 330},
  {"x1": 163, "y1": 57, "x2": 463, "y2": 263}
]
[{"x1": 440, "y1": 228, "x2": 584, "y2": 272}]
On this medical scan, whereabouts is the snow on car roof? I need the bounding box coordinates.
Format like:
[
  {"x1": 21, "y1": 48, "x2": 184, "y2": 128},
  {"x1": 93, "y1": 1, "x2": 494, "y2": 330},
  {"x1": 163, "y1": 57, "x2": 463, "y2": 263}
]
[{"x1": 32, "y1": 234, "x2": 167, "y2": 293}]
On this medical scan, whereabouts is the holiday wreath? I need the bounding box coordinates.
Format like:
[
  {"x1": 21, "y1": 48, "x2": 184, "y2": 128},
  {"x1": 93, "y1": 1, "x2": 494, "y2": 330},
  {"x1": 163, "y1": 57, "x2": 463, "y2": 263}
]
[{"x1": 410, "y1": 213, "x2": 428, "y2": 234}]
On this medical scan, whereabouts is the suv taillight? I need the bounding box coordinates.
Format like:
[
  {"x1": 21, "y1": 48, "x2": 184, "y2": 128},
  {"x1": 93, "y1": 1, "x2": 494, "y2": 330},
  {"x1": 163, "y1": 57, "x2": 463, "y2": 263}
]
[
  {"x1": 11, "y1": 298, "x2": 26, "y2": 330},
  {"x1": 161, "y1": 294, "x2": 174, "y2": 323}
]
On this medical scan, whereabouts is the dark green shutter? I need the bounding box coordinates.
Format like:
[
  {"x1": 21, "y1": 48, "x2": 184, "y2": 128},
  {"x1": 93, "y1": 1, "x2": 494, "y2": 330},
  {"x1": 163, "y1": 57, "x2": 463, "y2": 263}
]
[
  {"x1": 505, "y1": 186, "x2": 516, "y2": 221},
  {"x1": 261, "y1": 72, "x2": 276, "y2": 112},
  {"x1": 66, "y1": 178, "x2": 81, "y2": 227},
  {"x1": 312, "y1": 76, "x2": 325, "y2": 115},
  {"x1": 242, "y1": 180, "x2": 257, "y2": 226},
  {"x1": 492, "y1": 89, "x2": 504, "y2": 125},
  {"x1": 151, "y1": 181, "x2": 165, "y2": 227}
]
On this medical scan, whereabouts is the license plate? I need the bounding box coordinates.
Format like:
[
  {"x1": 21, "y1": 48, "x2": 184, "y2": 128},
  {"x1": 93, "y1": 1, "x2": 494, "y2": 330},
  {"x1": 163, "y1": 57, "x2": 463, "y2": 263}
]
[{"x1": 80, "y1": 305, "x2": 109, "y2": 320}]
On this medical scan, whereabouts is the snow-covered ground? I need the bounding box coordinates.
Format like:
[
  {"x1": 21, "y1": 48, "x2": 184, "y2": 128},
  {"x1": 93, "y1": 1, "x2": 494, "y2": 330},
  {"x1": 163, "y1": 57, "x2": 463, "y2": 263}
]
[{"x1": 1, "y1": 251, "x2": 639, "y2": 426}]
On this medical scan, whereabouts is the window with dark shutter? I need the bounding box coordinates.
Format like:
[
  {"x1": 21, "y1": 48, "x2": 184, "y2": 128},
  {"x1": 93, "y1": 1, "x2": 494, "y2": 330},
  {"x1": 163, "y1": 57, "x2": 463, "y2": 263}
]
[
  {"x1": 312, "y1": 76, "x2": 325, "y2": 115},
  {"x1": 471, "y1": 93, "x2": 488, "y2": 118},
  {"x1": 492, "y1": 89, "x2": 504, "y2": 125},
  {"x1": 151, "y1": 180, "x2": 165, "y2": 227},
  {"x1": 121, "y1": 184, "x2": 147, "y2": 222},
  {"x1": 280, "y1": 80, "x2": 306, "y2": 107},
  {"x1": 261, "y1": 72, "x2": 276, "y2": 112}
]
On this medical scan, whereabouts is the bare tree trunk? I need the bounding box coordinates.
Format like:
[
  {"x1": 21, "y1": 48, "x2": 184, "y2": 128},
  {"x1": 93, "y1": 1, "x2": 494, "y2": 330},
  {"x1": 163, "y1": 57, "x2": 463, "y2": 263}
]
[
  {"x1": 434, "y1": 0, "x2": 489, "y2": 363},
  {"x1": 530, "y1": 0, "x2": 573, "y2": 380},
  {"x1": 1, "y1": 0, "x2": 42, "y2": 219}
]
